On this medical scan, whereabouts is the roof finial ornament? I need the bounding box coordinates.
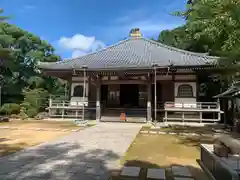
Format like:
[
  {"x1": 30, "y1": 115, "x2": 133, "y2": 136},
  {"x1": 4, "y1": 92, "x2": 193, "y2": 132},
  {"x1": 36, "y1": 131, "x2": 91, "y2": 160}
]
[{"x1": 129, "y1": 28, "x2": 142, "y2": 38}]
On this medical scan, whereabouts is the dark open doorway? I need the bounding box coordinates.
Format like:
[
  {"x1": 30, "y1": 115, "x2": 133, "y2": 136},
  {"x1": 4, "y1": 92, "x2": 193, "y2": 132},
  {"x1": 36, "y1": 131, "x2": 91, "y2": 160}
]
[
  {"x1": 101, "y1": 85, "x2": 108, "y2": 103},
  {"x1": 120, "y1": 84, "x2": 139, "y2": 107}
]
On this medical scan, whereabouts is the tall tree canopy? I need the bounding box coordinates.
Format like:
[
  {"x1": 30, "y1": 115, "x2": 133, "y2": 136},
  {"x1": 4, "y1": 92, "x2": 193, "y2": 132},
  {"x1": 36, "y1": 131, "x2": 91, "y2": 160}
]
[
  {"x1": 0, "y1": 9, "x2": 67, "y2": 118},
  {"x1": 158, "y1": 0, "x2": 240, "y2": 97},
  {"x1": 158, "y1": 0, "x2": 240, "y2": 80}
]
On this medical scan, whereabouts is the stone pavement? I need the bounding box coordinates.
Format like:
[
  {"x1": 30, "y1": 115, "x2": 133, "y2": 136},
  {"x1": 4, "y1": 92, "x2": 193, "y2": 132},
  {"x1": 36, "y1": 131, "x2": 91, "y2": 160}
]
[{"x1": 0, "y1": 122, "x2": 142, "y2": 180}]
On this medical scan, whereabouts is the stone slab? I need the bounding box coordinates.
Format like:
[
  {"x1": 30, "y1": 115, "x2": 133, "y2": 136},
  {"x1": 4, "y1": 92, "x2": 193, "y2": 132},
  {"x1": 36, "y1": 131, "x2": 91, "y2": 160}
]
[
  {"x1": 120, "y1": 166, "x2": 140, "y2": 177},
  {"x1": 174, "y1": 177, "x2": 194, "y2": 180},
  {"x1": 158, "y1": 132, "x2": 167, "y2": 135},
  {"x1": 172, "y1": 166, "x2": 192, "y2": 177},
  {"x1": 140, "y1": 131, "x2": 149, "y2": 134},
  {"x1": 0, "y1": 123, "x2": 142, "y2": 180},
  {"x1": 149, "y1": 131, "x2": 157, "y2": 134},
  {"x1": 147, "y1": 168, "x2": 166, "y2": 179}
]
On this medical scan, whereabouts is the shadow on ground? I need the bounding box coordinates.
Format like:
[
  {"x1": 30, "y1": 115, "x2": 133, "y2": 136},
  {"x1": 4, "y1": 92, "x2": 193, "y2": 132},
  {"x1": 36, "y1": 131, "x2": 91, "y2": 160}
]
[
  {"x1": 177, "y1": 134, "x2": 215, "y2": 148},
  {"x1": 111, "y1": 160, "x2": 208, "y2": 180},
  {"x1": 0, "y1": 142, "x2": 28, "y2": 156},
  {"x1": 0, "y1": 140, "x2": 120, "y2": 180}
]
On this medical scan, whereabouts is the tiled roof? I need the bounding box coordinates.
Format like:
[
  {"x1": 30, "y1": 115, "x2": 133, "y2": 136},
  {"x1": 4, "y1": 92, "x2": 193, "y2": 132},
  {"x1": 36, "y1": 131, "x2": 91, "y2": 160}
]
[
  {"x1": 38, "y1": 37, "x2": 218, "y2": 70},
  {"x1": 214, "y1": 81, "x2": 240, "y2": 98}
]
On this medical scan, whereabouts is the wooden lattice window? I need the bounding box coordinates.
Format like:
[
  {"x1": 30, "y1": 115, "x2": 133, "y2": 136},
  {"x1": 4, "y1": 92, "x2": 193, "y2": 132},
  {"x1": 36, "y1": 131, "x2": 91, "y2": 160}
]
[
  {"x1": 73, "y1": 85, "x2": 83, "y2": 97},
  {"x1": 177, "y1": 84, "x2": 193, "y2": 97}
]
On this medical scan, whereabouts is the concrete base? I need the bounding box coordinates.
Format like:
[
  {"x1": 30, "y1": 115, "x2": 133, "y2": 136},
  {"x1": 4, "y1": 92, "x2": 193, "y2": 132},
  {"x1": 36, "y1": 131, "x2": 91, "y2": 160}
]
[
  {"x1": 174, "y1": 177, "x2": 194, "y2": 180},
  {"x1": 120, "y1": 166, "x2": 140, "y2": 177},
  {"x1": 171, "y1": 166, "x2": 193, "y2": 178},
  {"x1": 147, "y1": 168, "x2": 166, "y2": 179},
  {"x1": 197, "y1": 159, "x2": 216, "y2": 180}
]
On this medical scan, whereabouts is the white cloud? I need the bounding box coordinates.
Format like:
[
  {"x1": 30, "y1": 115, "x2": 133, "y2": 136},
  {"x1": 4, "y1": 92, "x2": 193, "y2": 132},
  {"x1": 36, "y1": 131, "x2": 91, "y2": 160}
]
[
  {"x1": 105, "y1": 7, "x2": 184, "y2": 39},
  {"x1": 58, "y1": 34, "x2": 105, "y2": 58},
  {"x1": 59, "y1": 34, "x2": 95, "y2": 51},
  {"x1": 72, "y1": 50, "x2": 86, "y2": 58}
]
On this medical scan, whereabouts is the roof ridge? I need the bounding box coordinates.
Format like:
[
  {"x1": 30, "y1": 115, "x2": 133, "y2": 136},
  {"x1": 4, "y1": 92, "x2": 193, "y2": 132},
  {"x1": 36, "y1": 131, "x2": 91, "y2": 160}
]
[
  {"x1": 142, "y1": 38, "x2": 219, "y2": 59},
  {"x1": 59, "y1": 38, "x2": 131, "y2": 64}
]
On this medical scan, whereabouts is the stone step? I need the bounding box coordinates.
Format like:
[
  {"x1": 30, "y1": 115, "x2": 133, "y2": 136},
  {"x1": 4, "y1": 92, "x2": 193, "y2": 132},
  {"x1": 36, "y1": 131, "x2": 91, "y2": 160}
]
[
  {"x1": 147, "y1": 168, "x2": 166, "y2": 179},
  {"x1": 120, "y1": 166, "x2": 140, "y2": 177},
  {"x1": 101, "y1": 116, "x2": 146, "y2": 123},
  {"x1": 171, "y1": 166, "x2": 193, "y2": 178}
]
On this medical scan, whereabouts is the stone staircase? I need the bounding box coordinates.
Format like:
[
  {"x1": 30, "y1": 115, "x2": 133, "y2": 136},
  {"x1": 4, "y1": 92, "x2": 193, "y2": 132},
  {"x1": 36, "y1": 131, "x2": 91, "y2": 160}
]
[{"x1": 101, "y1": 108, "x2": 147, "y2": 123}]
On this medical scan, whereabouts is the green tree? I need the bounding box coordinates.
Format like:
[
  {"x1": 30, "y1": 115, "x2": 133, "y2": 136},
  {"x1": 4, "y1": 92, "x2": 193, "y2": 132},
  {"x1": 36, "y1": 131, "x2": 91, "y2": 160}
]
[
  {"x1": 0, "y1": 8, "x2": 67, "y2": 117},
  {"x1": 159, "y1": 0, "x2": 240, "y2": 82}
]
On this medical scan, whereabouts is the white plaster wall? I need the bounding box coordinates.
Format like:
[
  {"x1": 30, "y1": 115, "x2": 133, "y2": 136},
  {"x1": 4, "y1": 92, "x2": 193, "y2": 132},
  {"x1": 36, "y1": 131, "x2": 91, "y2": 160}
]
[
  {"x1": 174, "y1": 82, "x2": 197, "y2": 104},
  {"x1": 70, "y1": 82, "x2": 88, "y2": 106}
]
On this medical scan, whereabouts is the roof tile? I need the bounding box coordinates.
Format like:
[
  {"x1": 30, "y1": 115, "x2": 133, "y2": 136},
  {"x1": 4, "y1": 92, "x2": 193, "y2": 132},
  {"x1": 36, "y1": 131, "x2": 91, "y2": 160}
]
[{"x1": 38, "y1": 37, "x2": 218, "y2": 70}]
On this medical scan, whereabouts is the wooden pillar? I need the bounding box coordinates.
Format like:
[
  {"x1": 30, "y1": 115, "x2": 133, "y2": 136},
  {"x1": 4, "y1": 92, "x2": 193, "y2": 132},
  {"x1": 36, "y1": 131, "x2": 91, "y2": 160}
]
[
  {"x1": 68, "y1": 78, "x2": 72, "y2": 101},
  {"x1": 0, "y1": 86, "x2": 2, "y2": 107},
  {"x1": 171, "y1": 70, "x2": 176, "y2": 102},
  {"x1": 88, "y1": 76, "x2": 91, "y2": 99},
  {"x1": 147, "y1": 80, "x2": 152, "y2": 122},
  {"x1": 96, "y1": 76, "x2": 101, "y2": 121},
  {"x1": 233, "y1": 98, "x2": 237, "y2": 132},
  {"x1": 48, "y1": 96, "x2": 52, "y2": 117}
]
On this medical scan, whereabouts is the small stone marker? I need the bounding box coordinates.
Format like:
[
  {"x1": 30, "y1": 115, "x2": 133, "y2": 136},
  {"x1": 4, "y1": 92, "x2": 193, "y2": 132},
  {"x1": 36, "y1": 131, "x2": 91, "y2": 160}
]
[
  {"x1": 140, "y1": 131, "x2": 149, "y2": 134},
  {"x1": 120, "y1": 166, "x2": 140, "y2": 177},
  {"x1": 172, "y1": 166, "x2": 193, "y2": 177},
  {"x1": 174, "y1": 177, "x2": 194, "y2": 180},
  {"x1": 149, "y1": 131, "x2": 157, "y2": 134},
  {"x1": 147, "y1": 168, "x2": 166, "y2": 179},
  {"x1": 158, "y1": 132, "x2": 167, "y2": 135}
]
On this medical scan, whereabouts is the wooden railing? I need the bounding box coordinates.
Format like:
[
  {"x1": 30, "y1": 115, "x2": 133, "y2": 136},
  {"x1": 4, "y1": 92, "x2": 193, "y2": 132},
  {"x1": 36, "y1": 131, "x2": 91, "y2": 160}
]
[
  {"x1": 163, "y1": 101, "x2": 222, "y2": 123},
  {"x1": 164, "y1": 102, "x2": 220, "y2": 111},
  {"x1": 49, "y1": 100, "x2": 96, "y2": 109},
  {"x1": 48, "y1": 100, "x2": 96, "y2": 119}
]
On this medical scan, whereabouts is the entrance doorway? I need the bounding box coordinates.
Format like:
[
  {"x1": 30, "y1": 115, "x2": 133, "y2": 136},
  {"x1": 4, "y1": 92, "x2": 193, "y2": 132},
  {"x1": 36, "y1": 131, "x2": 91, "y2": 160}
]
[{"x1": 120, "y1": 84, "x2": 139, "y2": 107}]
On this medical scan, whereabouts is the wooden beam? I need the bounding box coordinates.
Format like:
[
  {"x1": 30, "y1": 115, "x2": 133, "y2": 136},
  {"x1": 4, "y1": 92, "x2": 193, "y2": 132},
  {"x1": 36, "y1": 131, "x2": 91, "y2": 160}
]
[
  {"x1": 102, "y1": 80, "x2": 148, "y2": 85},
  {"x1": 96, "y1": 75, "x2": 101, "y2": 122}
]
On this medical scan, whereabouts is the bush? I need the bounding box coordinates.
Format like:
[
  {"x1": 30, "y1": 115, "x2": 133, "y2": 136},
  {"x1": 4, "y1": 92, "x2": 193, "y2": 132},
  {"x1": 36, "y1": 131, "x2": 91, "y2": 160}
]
[
  {"x1": 21, "y1": 88, "x2": 49, "y2": 117},
  {"x1": 26, "y1": 108, "x2": 38, "y2": 118},
  {"x1": 10, "y1": 114, "x2": 21, "y2": 119},
  {"x1": 35, "y1": 112, "x2": 49, "y2": 120},
  {"x1": 0, "y1": 116, "x2": 9, "y2": 122},
  {"x1": 19, "y1": 107, "x2": 28, "y2": 120},
  {"x1": 0, "y1": 103, "x2": 20, "y2": 115}
]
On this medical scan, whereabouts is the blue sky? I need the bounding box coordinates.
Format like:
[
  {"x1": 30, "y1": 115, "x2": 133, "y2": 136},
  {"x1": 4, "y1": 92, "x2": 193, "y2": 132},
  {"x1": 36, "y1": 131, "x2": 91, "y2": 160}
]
[{"x1": 0, "y1": 0, "x2": 186, "y2": 59}]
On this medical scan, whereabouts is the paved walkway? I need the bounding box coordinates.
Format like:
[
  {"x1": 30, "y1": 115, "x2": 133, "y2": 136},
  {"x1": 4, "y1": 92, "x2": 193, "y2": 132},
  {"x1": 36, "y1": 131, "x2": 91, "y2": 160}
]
[{"x1": 0, "y1": 123, "x2": 142, "y2": 180}]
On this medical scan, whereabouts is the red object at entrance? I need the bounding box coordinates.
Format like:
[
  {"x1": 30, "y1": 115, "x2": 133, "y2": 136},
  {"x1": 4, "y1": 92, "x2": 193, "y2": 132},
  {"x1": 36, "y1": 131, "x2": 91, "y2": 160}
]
[{"x1": 120, "y1": 113, "x2": 126, "y2": 121}]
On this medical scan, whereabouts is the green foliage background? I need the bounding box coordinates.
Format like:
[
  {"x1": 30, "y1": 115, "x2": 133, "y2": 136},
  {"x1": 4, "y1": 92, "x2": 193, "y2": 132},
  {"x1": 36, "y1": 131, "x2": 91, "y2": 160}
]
[
  {"x1": 0, "y1": 9, "x2": 67, "y2": 118},
  {"x1": 158, "y1": 0, "x2": 240, "y2": 97}
]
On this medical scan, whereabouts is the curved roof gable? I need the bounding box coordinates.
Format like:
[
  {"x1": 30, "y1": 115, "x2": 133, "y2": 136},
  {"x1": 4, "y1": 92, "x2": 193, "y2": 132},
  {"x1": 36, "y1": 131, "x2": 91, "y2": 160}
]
[{"x1": 38, "y1": 37, "x2": 218, "y2": 70}]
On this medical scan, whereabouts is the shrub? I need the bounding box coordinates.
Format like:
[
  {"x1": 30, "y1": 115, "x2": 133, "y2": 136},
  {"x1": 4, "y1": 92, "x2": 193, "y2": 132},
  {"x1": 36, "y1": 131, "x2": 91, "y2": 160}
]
[
  {"x1": 26, "y1": 108, "x2": 38, "y2": 118},
  {"x1": 35, "y1": 112, "x2": 49, "y2": 120},
  {"x1": 10, "y1": 114, "x2": 21, "y2": 119},
  {"x1": 19, "y1": 107, "x2": 28, "y2": 120},
  {"x1": 0, "y1": 116, "x2": 10, "y2": 122},
  {"x1": 0, "y1": 103, "x2": 20, "y2": 115},
  {"x1": 21, "y1": 88, "x2": 49, "y2": 117}
]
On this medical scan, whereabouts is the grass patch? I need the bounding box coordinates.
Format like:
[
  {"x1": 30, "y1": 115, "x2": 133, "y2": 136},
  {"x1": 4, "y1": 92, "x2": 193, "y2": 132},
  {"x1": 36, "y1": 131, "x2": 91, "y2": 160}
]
[
  {"x1": 0, "y1": 120, "x2": 84, "y2": 157},
  {"x1": 142, "y1": 124, "x2": 218, "y2": 135},
  {"x1": 0, "y1": 120, "x2": 80, "y2": 130},
  {"x1": 0, "y1": 129, "x2": 70, "y2": 157},
  {"x1": 112, "y1": 131, "x2": 214, "y2": 180}
]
